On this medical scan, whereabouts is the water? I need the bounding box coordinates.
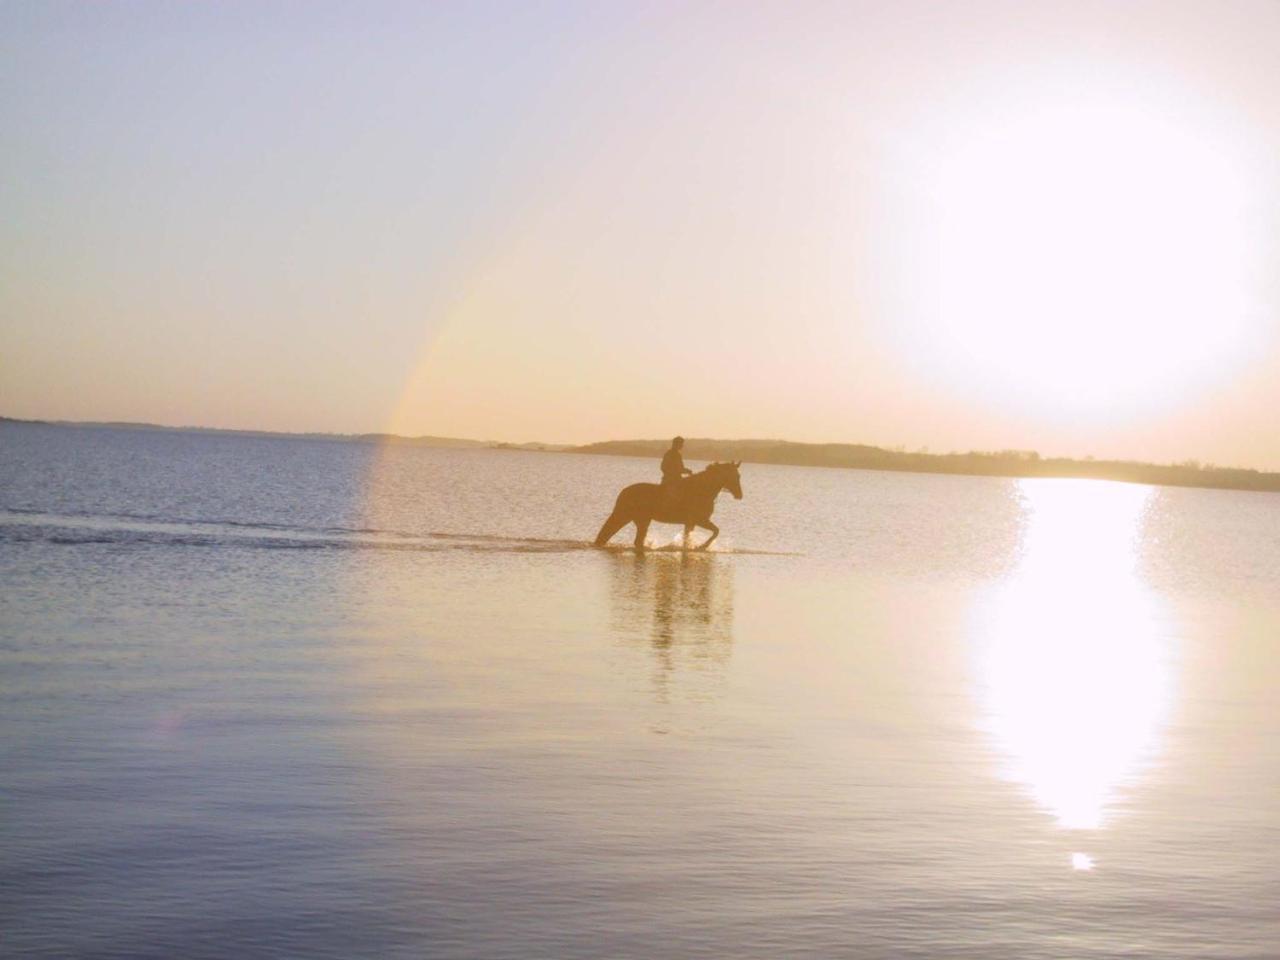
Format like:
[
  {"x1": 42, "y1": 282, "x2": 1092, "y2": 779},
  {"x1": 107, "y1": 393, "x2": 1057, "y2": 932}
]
[{"x1": 2, "y1": 421, "x2": 1278, "y2": 959}]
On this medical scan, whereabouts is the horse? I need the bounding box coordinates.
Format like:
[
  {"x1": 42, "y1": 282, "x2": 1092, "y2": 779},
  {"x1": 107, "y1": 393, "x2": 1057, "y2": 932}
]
[{"x1": 594, "y1": 461, "x2": 743, "y2": 551}]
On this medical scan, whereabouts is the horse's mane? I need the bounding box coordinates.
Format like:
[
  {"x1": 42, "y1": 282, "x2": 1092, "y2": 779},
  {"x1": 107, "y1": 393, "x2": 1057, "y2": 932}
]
[{"x1": 690, "y1": 462, "x2": 741, "y2": 482}]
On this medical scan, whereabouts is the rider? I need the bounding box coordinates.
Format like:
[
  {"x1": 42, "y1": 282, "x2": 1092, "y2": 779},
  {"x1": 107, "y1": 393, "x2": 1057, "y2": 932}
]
[{"x1": 660, "y1": 436, "x2": 693, "y2": 506}]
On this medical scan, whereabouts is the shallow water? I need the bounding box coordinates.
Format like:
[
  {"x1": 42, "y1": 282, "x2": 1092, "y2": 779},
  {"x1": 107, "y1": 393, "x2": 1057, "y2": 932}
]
[{"x1": 2, "y1": 422, "x2": 1278, "y2": 958}]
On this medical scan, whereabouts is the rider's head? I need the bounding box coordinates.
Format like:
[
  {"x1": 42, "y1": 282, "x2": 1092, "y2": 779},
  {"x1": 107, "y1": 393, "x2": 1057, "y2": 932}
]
[{"x1": 672, "y1": 436, "x2": 684, "y2": 449}]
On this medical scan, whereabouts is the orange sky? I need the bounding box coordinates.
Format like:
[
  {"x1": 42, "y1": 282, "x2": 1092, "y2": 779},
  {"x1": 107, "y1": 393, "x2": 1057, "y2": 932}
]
[{"x1": 3, "y1": 3, "x2": 1278, "y2": 468}]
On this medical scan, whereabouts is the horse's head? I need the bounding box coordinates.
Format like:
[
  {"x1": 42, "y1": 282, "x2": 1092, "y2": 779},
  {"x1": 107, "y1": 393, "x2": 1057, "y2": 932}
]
[{"x1": 715, "y1": 461, "x2": 743, "y2": 500}]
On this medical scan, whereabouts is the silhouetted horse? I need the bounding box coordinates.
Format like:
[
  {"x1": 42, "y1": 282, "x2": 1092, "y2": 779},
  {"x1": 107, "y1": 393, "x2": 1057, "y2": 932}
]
[{"x1": 595, "y1": 461, "x2": 743, "y2": 551}]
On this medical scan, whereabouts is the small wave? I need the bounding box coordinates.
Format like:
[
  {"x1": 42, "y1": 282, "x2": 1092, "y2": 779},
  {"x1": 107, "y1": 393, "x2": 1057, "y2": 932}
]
[
  {"x1": 0, "y1": 512, "x2": 788, "y2": 555},
  {"x1": 0, "y1": 510, "x2": 794, "y2": 557},
  {"x1": 0, "y1": 505, "x2": 425, "y2": 540},
  {"x1": 5, "y1": 525, "x2": 335, "y2": 551}
]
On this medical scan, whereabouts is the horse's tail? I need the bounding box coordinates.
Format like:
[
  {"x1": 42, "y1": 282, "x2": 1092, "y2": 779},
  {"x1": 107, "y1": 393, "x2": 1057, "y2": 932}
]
[{"x1": 594, "y1": 493, "x2": 630, "y2": 547}]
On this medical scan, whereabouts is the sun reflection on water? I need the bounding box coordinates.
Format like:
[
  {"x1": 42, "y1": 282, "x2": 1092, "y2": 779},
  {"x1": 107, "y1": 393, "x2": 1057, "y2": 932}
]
[{"x1": 977, "y1": 480, "x2": 1172, "y2": 834}]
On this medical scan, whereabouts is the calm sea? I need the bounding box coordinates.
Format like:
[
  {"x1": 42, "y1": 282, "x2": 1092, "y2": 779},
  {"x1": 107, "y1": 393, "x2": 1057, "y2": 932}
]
[{"x1": 2, "y1": 421, "x2": 1278, "y2": 959}]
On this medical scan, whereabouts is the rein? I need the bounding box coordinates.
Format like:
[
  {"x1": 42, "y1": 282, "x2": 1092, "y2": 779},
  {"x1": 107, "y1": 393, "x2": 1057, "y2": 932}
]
[{"x1": 684, "y1": 467, "x2": 728, "y2": 499}]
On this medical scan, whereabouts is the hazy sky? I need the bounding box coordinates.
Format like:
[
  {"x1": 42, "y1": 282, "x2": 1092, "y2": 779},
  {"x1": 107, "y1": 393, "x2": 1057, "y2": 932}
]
[{"x1": 3, "y1": 2, "x2": 1278, "y2": 467}]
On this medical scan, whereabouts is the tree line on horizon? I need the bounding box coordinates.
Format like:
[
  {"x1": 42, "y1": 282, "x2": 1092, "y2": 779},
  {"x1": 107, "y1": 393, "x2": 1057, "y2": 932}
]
[{"x1": 568, "y1": 438, "x2": 1280, "y2": 493}]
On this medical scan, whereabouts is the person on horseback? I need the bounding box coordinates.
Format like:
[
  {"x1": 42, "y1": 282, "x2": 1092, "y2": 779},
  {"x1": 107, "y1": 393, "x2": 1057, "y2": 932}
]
[
  {"x1": 661, "y1": 436, "x2": 693, "y2": 506},
  {"x1": 594, "y1": 453, "x2": 743, "y2": 551}
]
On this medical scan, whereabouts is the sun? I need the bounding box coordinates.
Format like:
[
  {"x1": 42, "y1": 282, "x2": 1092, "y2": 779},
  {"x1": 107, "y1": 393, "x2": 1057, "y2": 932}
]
[{"x1": 885, "y1": 80, "x2": 1261, "y2": 423}]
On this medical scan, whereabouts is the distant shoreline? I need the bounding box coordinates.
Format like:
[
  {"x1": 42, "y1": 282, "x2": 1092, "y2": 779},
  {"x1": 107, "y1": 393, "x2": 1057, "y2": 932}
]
[
  {"x1": 4, "y1": 416, "x2": 1278, "y2": 494},
  {"x1": 0, "y1": 415, "x2": 564, "y2": 452}
]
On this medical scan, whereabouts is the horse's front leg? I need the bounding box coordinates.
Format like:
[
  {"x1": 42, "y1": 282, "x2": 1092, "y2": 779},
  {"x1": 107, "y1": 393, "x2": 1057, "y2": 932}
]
[{"x1": 695, "y1": 520, "x2": 719, "y2": 551}]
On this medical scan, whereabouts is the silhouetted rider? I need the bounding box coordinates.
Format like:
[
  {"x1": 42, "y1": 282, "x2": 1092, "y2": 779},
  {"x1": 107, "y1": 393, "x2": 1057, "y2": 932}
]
[{"x1": 661, "y1": 436, "x2": 693, "y2": 505}]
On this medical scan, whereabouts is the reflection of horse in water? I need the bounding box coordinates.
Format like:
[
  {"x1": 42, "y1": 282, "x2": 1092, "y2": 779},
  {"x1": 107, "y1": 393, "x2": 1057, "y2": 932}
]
[
  {"x1": 595, "y1": 462, "x2": 743, "y2": 551},
  {"x1": 608, "y1": 552, "x2": 734, "y2": 706}
]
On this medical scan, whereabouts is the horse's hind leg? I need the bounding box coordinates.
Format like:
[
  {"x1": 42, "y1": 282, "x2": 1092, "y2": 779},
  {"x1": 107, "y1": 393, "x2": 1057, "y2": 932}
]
[
  {"x1": 683, "y1": 523, "x2": 694, "y2": 550},
  {"x1": 695, "y1": 520, "x2": 719, "y2": 551},
  {"x1": 595, "y1": 511, "x2": 628, "y2": 547},
  {"x1": 633, "y1": 518, "x2": 651, "y2": 551}
]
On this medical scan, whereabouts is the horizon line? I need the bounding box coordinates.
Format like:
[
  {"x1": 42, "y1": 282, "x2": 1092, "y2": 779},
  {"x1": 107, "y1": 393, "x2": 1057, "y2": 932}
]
[{"x1": 3, "y1": 413, "x2": 1275, "y2": 479}]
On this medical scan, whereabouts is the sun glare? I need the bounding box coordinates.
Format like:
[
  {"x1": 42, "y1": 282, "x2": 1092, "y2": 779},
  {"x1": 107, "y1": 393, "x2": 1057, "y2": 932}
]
[
  {"x1": 893, "y1": 83, "x2": 1261, "y2": 422},
  {"x1": 976, "y1": 480, "x2": 1172, "y2": 832},
  {"x1": 1071, "y1": 851, "x2": 1095, "y2": 872}
]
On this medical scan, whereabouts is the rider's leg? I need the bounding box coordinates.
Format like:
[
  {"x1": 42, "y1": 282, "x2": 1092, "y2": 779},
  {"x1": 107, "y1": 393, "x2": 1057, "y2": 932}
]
[{"x1": 660, "y1": 480, "x2": 678, "y2": 511}]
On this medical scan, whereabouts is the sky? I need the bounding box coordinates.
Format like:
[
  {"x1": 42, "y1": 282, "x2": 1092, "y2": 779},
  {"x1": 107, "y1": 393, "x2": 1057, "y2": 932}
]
[{"x1": 3, "y1": 2, "x2": 1278, "y2": 468}]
